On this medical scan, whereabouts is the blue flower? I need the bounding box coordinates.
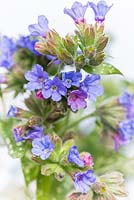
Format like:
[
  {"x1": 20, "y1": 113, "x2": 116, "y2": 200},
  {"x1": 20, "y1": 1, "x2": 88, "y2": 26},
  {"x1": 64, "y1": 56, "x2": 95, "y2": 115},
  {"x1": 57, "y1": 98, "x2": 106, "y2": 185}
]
[
  {"x1": 31, "y1": 135, "x2": 54, "y2": 160},
  {"x1": 62, "y1": 71, "x2": 82, "y2": 88},
  {"x1": 28, "y1": 15, "x2": 49, "y2": 37},
  {"x1": 80, "y1": 74, "x2": 104, "y2": 101},
  {"x1": 23, "y1": 126, "x2": 44, "y2": 140},
  {"x1": 68, "y1": 146, "x2": 84, "y2": 168},
  {"x1": 119, "y1": 92, "x2": 134, "y2": 119},
  {"x1": 67, "y1": 90, "x2": 87, "y2": 112},
  {"x1": 0, "y1": 36, "x2": 16, "y2": 69},
  {"x1": 17, "y1": 36, "x2": 40, "y2": 56},
  {"x1": 118, "y1": 119, "x2": 134, "y2": 141},
  {"x1": 13, "y1": 126, "x2": 44, "y2": 142},
  {"x1": 42, "y1": 77, "x2": 67, "y2": 102},
  {"x1": 25, "y1": 64, "x2": 48, "y2": 91},
  {"x1": 7, "y1": 105, "x2": 18, "y2": 117},
  {"x1": 64, "y1": 1, "x2": 89, "y2": 24},
  {"x1": 89, "y1": 1, "x2": 113, "y2": 22},
  {"x1": 73, "y1": 170, "x2": 96, "y2": 193}
]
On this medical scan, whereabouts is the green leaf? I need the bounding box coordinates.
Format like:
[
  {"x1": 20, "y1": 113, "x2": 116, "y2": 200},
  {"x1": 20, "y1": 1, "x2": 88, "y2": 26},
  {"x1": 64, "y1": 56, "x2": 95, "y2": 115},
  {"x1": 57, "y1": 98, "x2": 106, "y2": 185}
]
[
  {"x1": 37, "y1": 174, "x2": 53, "y2": 200},
  {"x1": 21, "y1": 156, "x2": 40, "y2": 186},
  {"x1": 83, "y1": 63, "x2": 123, "y2": 75},
  {"x1": 0, "y1": 118, "x2": 26, "y2": 158}
]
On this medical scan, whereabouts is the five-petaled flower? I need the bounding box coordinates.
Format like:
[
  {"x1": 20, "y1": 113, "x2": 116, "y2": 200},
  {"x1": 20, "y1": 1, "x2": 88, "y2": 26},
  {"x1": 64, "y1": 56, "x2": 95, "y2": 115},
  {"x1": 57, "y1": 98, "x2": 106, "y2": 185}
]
[
  {"x1": 28, "y1": 15, "x2": 49, "y2": 37},
  {"x1": 67, "y1": 90, "x2": 87, "y2": 112},
  {"x1": 89, "y1": 0, "x2": 113, "y2": 22},
  {"x1": 25, "y1": 64, "x2": 48, "y2": 91},
  {"x1": 42, "y1": 77, "x2": 67, "y2": 101},
  {"x1": 31, "y1": 135, "x2": 54, "y2": 160},
  {"x1": 73, "y1": 169, "x2": 96, "y2": 193},
  {"x1": 80, "y1": 74, "x2": 104, "y2": 101},
  {"x1": 64, "y1": 1, "x2": 89, "y2": 24},
  {"x1": 68, "y1": 146, "x2": 84, "y2": 168},
  {"x1": 62, "y1": 71, "x2": 82, "y2": 88}
]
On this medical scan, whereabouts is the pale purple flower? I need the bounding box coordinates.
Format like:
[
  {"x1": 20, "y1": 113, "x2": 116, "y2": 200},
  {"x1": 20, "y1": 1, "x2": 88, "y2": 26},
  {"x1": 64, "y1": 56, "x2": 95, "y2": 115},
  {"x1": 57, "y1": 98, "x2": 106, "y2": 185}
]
[
  {"x1": 113, "y1": 134, "x2": 128, "y2": 151},
  {"x1": 31, "y1": 135, "x2": 54, "y2": 160},
  {"x1": 13, "y1": 126, "x2": 44, "y2": 142},
  {"x1": 64, "y1": 1, "x2": 89, "y2": 24},
  {"x1": 25, "y1": 64, "x2": 48, "y2": 91},
  {"x1": 68, "y1": 146, "x2": 84, "y2": 168},
  {"x1": 119, "y1": 92, "x2": 134, "y2": 119},
  {"x1": 62, "y1": 71, "x2": 82, "y2": 88},
  {"x1": 118, "y1": 119, "x2": 134, "y2": 141},
  {"x1": 42, "y1": 77, "x2": 67, "y2": 102},
  {"x1": 0, "y1": 36, "x2": 16, "y2": 69},
  {"x1": 13, "y1": 126, "x2": 25, "y2": 142},
  {"x1": 28, "y1": 15, "x2": 49, "y2": 37},
  {"x1": 17, "y1": 36, "x2": 40, "y2": 56},
  {"x1": 68, "y1": 90, "x2": 87, "y2": 112},
  {"x1": 7, "y1": 105, "x2": 18, "y2": 117},
  {"x1": 23, "y1": 126, "x2": 44, "y2": 140},
  {"x1": 73, "y1": 170, "x2": 96, "y2": 193},
  {"x1": 89, "y1": 0, "x2": 113, "y2": 22},
  {"x1": 80, "y1": 74, "x2": 104, "y2": 101}
]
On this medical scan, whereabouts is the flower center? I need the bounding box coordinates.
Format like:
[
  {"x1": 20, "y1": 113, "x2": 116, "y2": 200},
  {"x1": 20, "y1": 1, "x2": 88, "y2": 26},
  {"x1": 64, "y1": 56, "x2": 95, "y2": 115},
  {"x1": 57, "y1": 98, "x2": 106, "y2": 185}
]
[
  {"x1": 66, "y1": 79, "x2": 72, "y2": 84},
  {"x1": 38, "y1": 77, "x2": 44, "y2": 83},
  {"x1": 51, "y1": 85, "x2": 57, "y2": 91}
]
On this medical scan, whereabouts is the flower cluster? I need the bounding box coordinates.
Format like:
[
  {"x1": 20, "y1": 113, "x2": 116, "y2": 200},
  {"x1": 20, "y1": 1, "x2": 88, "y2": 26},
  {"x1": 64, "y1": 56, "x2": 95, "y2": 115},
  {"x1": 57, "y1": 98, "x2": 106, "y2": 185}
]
[{"x1": 25, "y1": 64, "x2": 103, "y2": 112}]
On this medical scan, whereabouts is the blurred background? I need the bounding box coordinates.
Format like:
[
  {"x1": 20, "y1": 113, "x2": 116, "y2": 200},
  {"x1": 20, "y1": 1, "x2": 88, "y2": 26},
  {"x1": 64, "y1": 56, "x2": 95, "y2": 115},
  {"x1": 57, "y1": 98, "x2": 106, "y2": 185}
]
[{"x1": 0, "y1": 0, "x2": 134, "y2": 199}]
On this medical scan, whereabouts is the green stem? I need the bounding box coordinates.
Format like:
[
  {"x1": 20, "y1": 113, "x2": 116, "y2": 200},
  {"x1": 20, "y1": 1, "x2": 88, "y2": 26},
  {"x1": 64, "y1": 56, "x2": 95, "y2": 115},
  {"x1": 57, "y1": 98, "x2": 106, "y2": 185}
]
[
  {"x1": 60, "y1": 112, "x2": 96, "y2": 135},
  {"x1": 37, "y1": 174, "x2": 52, "y2": 200}
]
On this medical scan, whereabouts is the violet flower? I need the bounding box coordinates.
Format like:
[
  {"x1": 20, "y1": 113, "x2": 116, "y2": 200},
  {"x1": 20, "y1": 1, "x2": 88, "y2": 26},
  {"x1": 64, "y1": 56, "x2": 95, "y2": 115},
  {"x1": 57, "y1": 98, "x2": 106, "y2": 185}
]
[
  {"x1": 68, "y1": 146, "x2": 84, "y2": 168},
  {"x1": 118, "y1": 119, "x2": 134, "y2": 141},
  {"x1": 7, "y1": 105, "x2": 18, "y2": 117},
  {"x1": 31, "y1": 135, "x2": 54, "y2": 160},
  {"x1": 68, "y1": 90, "x2": 87, "y2": 112},
  {"x1": 80, "y1": 74, "x2": 104, "y2": 101},
  {"x1": 0, "y1": 36, "x2": 16, "y2": 69},
  {"x1": 64, "y1": 1, "x2": 89, "y2": 24},
  {"x1": 73, "y1": 170, "x2": 96, "y2": 193},
  {"x1": 113, "y1": 134, "x2": 128, "y2": 151},
  {"x1": 17, "y1": 36, "x2": 40, "y2": 56},
  {"x1": 13, "y1": 126, "x2": 44, "y2": 142},
  {"x1": 25, "y1": 64, "x2": 48, "y2": 91},
  {"x1": 89, "y1": 0, "x2": 113, "y2": 22},
  {"x1": 118, "y1": 92, "x2": 134, "y2": 119},
  {"x1": 28, "y1": 15, "x2": 49, "y2": 37},
  {"x1": 62, "y1": 71, "x2": 82, "y2": 88},
  {"x1": 42, "y1": 77, "x2": 67, "y2": 102}
]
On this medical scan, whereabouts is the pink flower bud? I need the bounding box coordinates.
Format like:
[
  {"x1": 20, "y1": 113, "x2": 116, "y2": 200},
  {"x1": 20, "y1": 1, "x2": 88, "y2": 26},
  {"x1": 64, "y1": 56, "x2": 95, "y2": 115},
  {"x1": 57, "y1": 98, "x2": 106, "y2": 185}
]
[
  {"x1": 81, "y1": 153, "x2": 93, "y2": 167},
  {"x1": 36, "y1": 90, "x2": 44, "y2": 99}
]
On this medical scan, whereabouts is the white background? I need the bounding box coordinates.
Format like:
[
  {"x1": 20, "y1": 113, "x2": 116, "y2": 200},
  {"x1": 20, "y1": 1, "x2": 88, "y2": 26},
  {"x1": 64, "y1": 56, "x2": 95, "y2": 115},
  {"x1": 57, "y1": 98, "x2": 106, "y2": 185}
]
[{"x1": 0, "y1": 0, "x2": 134, "y2": 199}]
